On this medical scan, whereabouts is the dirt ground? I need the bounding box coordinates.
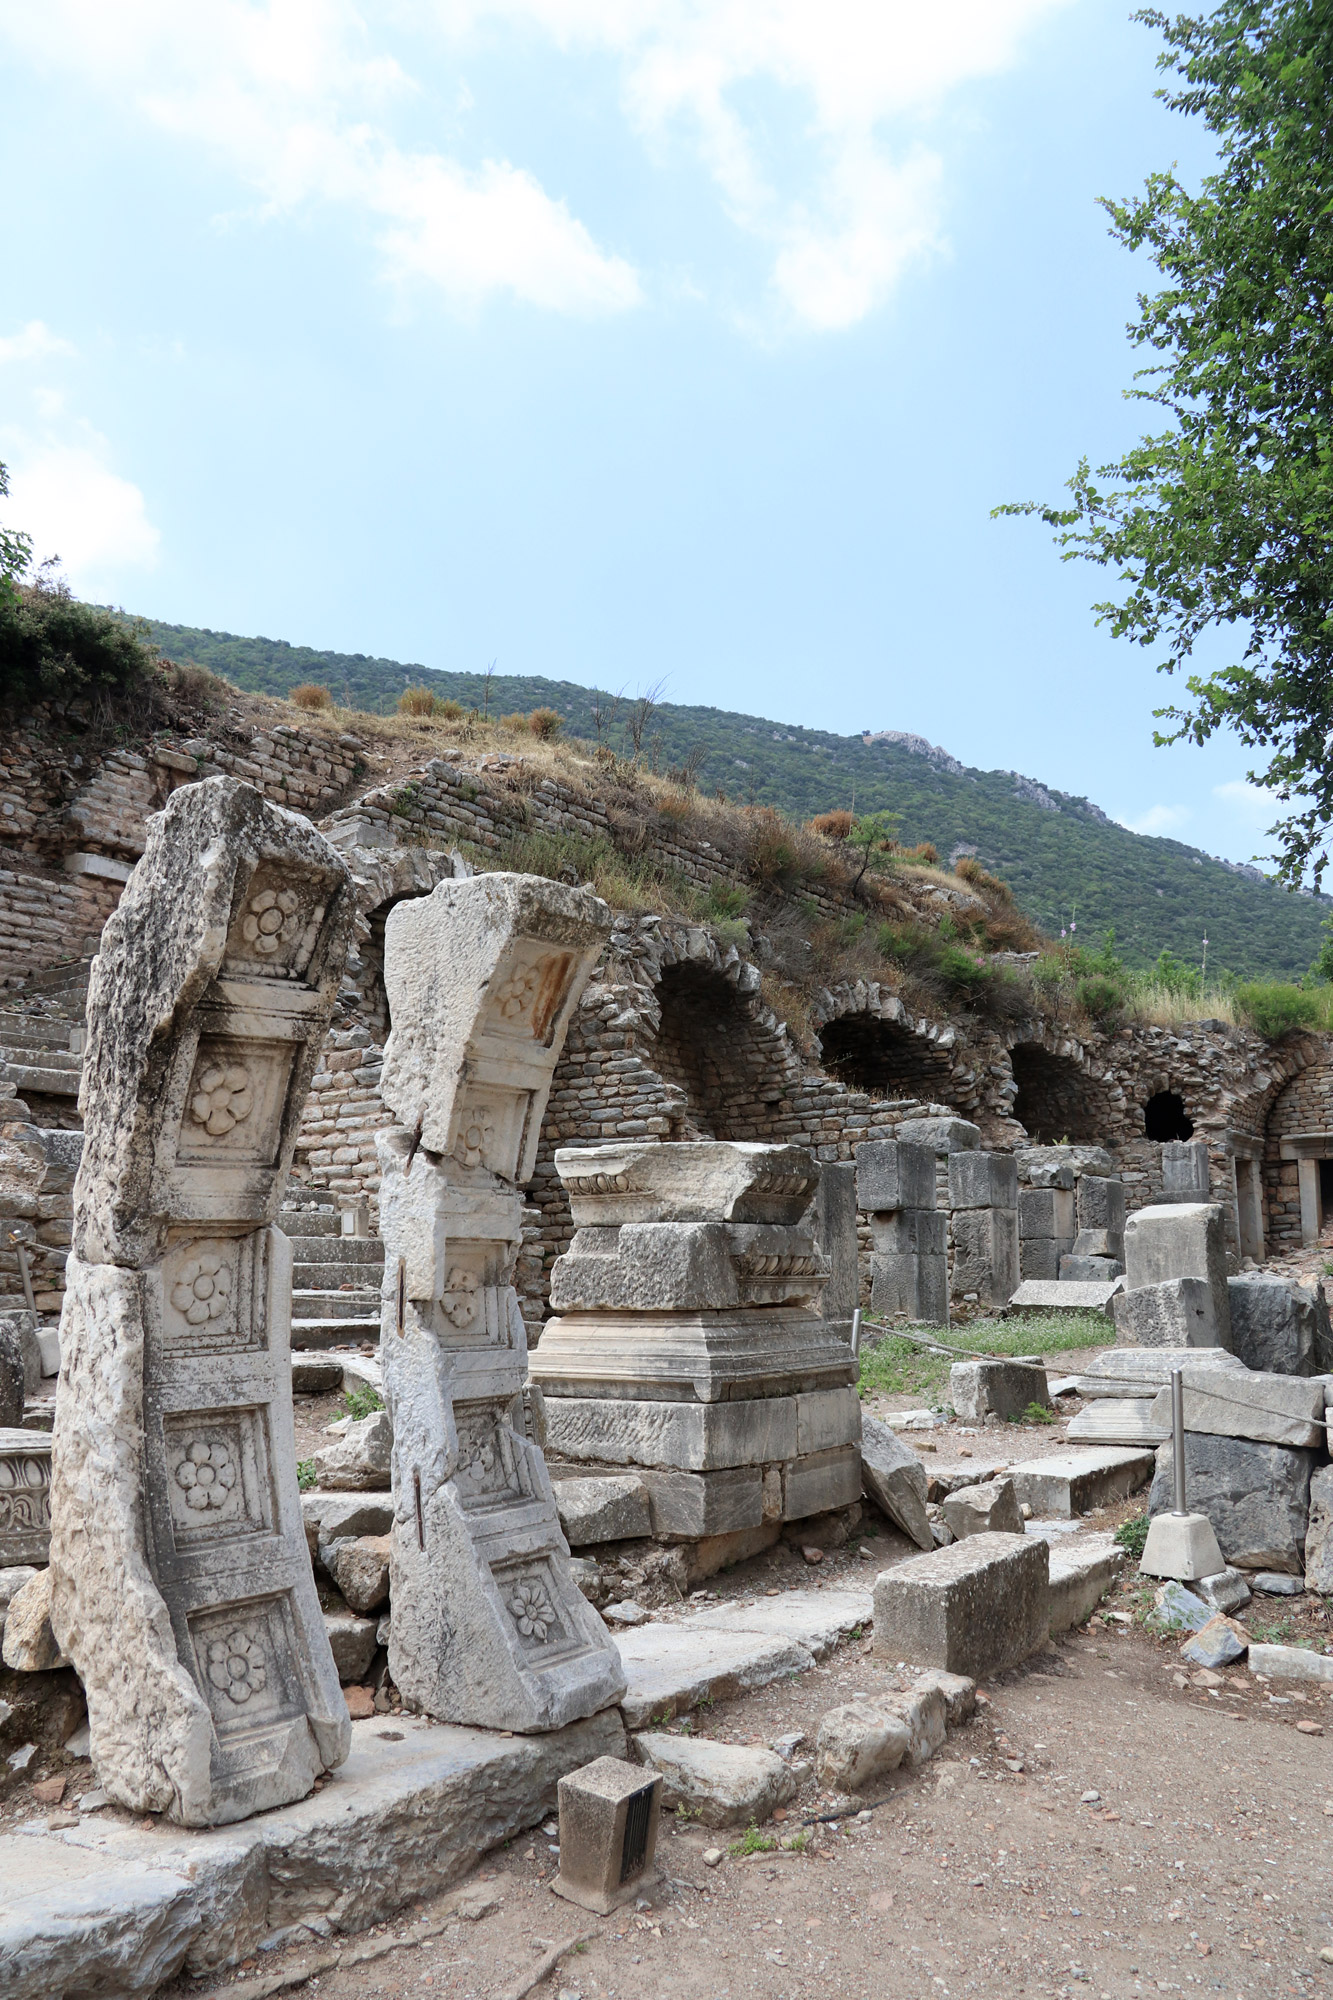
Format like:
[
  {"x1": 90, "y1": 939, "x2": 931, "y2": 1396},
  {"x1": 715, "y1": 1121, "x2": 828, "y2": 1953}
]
[{"x1": 169, "y1": 1586, "x2": 1333, "y2": 2000}]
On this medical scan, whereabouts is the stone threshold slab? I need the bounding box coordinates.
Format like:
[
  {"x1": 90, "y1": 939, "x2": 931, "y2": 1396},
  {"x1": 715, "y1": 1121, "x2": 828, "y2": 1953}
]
[
  {"x1": 0, "y1": 1710, "x2": 624, "y2": 2000},
  {"x1": 1007, "y1": 1447, "x2": 1156, "y2": 1519},
  {"x1": 684, "y1": 1586, "x2": 874, "y2": 1660},
  {"x1": 613, "y1": 1624, "x2": 817, "y2": 1728}
]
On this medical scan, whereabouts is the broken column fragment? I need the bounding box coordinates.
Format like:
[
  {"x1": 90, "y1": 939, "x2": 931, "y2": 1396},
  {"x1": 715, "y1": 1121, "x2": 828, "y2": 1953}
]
[
  {"x1": 49, "y1": 778, "x2": 357, "y2": 1827},
  {"x1": 532, "y1": 1138, "x2": 861, "y2": 1532},
  {"x1": 376, "y1": 873, "x2": 626, "y2": 1732}
]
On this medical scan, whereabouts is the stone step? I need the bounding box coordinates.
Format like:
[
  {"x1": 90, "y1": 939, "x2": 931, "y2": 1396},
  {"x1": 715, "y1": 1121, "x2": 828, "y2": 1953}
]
[
  {"x1": 292, "y1": 1289, "x2": 382, "y2": 1319},
  {"x1": 614, "y1": 1621, "x2": 818, "y2": 1730},
  {"x1": 279, "y1": 1210, "x2": 343, "y2": 1237},
  {"x1": 1006, "y1": 1447, "x2": 1156, "y2": 1519},
  {"x1": 291, "y1": 1313, "x2": 382, "y2": 1350},
  {"x1": 0, "y1": 1019, "x2": 81, "y2": 1053},
  {"x1": 291, "y1": 1240, "x2": 385, "y2": 1271},
  {"x1": 1, "y1": 1062, "x2": 82, "y2": 1097}
]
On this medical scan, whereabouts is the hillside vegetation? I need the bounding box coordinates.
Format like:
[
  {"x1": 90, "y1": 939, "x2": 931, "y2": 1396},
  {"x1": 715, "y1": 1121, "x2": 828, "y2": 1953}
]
[{"x1": 133, "y1": 616, "x2": 1332, "y2": 980}]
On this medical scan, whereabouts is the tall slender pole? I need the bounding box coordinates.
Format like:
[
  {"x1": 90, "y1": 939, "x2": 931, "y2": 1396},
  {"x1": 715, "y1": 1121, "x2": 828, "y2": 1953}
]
[
  {"x1": 1171, "y1": 1368, "x2": 1187, "y2": 1516},
  {"x1": 851, "y1": 1307, "x2": 863, "y2": 1359}
]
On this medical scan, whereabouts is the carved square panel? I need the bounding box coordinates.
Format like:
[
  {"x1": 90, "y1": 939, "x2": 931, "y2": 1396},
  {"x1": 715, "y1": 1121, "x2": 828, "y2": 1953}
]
[
  {"x1": 177, "y1": 1038, "x2": 295, "y2": 1168},
  {"x1": 0, "y1": 1433, "x2": 52, "y2": 1566},
  {"x1": 223, "y1": 862, "x2": 330, "y2": 983},
  {"x1": 452, "y1": 1407, "x2": 533, "y2": 1512},
  {"x1": 161, "y1": 1231, "x2": 269, "y2": 1354},
  {"x1": 484, "y1": 945, "x2": 578, "y2": 1047},
  {"x1": 433, "y1": 1241, "x2": 517, "y2": 1349},
  {"x1": 450, "y1": 1086, "x2": 534, "y2": 1180},
  {"x1": 162, "y1": 1405, "x2": 273, "y2": 1550},
  {"x1": 491, "y1": 1554, "x2": 580, "y2": 1661},
  {"x1": 188, "y1": 1594, "x2": 305, "y2": 1739}
]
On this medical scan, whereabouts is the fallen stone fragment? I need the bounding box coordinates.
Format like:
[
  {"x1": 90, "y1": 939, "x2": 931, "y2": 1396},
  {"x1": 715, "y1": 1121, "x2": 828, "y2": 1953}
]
[
  {"x1": 909, "y1": 1669, "x2": 976, "y2": 1726},
  {"x1": 1227, "y1": 1274, "x2": 1332, "y2": 1377},
  {"x1": 1146, "y1": 1370, "x2": 1324, "y2": 1449},
  {"x1": 314, "y1": 1410, "x2": 393, "y2": 1491},
  {"x1": 941, "y1": 1477, "x2": 1022, "y2": 1541},
  {"x1": 301, "y1": 1493, "x2": 394, "y2": 1541},
  {"x1": 814, "y1": 1700, "x2": 911, "y2": 1793},
  {"x1": 323, "y1": 1611, "x2": 379, "y2": 1683},
  {"x1": 320, "y1": 1535, "x2": 392, "y2": 1614},
  {"x1": 1008, "y1": 1447, "x2": 1154, "y2": 1519},
  {"x1": 1249, "y1": 1643, "x2": 1333, "y2": 1685},
  {"x1": 1180, "y1": 1615, "x2": 1248, "y2": 1668},
  {"x1": 1252, "y1": 1571, "x2": 1305, "y2": 1595},
  {"x1": 344, "y1": 1687, "x2": 375, "y2": 1719},
  {"x1": 1195, "y1": 1567, "x2": 1252, "y2": 1614},
  {"x1": 859, "y1": 1414, "x2": 933, "y2": 1551},
  {"x1": 554, "y1": 1475, "x2": 652, "y2": 1548},
  {"x1": 949, "y1": 1360, "x2": 1051, "y2": 1425},
  {"x1": 1307, "y1": 1463, "x2": 1333, "y2": 1595},
  {"x1": 1, "y1": 1566, "x2": 68, "y2": 1671},
  {"x1": 632, "y1": 1731, "x2": 796, "y2": 1827},
  {"x1": 1147, "y1": 1581, "x2": 1212, "y2": 1634},
  {"x1": 602, "y1": 1600, "x2": 650, "y2": 1626}
]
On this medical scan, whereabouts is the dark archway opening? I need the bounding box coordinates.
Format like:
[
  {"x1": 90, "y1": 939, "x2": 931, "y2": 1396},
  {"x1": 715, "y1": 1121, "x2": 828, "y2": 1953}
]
[
  {"x1": 1010, "y1": 1042, "x2": 1105, "y2": 1145},
  {"x1": 1144, "y1": 1090, "x2": 1193, "y2": 1141},
  {"x1": 653, "y1": 962, "x2": 790, "y2": 1139},
  {"x1": 817, "y1": 1012, "x2": 958, "y2": 1104}
]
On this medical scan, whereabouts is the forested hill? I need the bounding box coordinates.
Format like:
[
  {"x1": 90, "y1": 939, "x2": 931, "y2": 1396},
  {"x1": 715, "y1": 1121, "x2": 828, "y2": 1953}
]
[{"x1": 136, "y1": 615, "x2": 1332, "y2": 980}]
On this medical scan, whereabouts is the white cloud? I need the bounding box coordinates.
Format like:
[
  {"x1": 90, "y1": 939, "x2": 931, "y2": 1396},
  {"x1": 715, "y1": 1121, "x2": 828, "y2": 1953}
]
[
  {"x1": 5, "y1": 443, "x2": 161, "y2": 588},
  {"x1": 1117, "y1": 803, "x2": 1191, "y2": 837},
  {"x1": 0, "y1": 0, "x2": 640, "y2": 318},
  {"x1": 441, "y1": 0, "x2": 1070, "y2": 326},
  {"x1": 1213, "y1": 779, "x2": 1279, "y2": 829},
  {"x1": 0, "y1": 320, "x2": 77, "y2": 364}
]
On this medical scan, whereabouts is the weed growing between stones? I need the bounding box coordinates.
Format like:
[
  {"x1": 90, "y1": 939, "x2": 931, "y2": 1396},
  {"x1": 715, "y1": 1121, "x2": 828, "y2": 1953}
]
[
  {"x1": 343, "y1": 1384, "x2": 385, "y2": 1421},
  {"x1": 1114, "y1": 1514, "x2": 1150, "y2": 1562}
]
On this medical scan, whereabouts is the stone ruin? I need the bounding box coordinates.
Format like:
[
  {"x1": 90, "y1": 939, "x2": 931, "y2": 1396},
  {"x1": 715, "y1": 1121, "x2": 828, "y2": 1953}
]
[
  {"x1": 374, "y1": 872, "x2": 626, "y2": 1729},
  {"x1": 43, "y1": 779, "x2": 359, "y2": 1824}
]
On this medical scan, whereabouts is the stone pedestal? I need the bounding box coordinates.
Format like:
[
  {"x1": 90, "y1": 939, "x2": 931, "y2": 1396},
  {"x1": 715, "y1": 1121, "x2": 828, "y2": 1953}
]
[
  {"x1": 376, "y1": 874, "x2": 626, "y2": 1732},
  {"x1": 533, "y1": 1140, "x2": 860, "y2": 1531},
  {"x1": 49, "y1": 779, "x2": 357, "y2": 1826}
]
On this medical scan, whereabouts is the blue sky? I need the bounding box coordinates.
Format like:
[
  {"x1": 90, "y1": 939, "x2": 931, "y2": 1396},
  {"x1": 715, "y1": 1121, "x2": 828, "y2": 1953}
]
[{"x1": 0, "y1": 0, "x2": 1283, "y2": 870}]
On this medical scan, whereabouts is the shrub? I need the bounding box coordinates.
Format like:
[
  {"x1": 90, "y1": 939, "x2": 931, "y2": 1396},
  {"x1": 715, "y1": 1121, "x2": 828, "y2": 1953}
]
[
  {"x1": 398, "y1": 684, "x2": 436, "y2": 717},
  {"x1": 910, "y1": 842, "x2": 940, "y2": 865},
  {"x1": 435, "y1": 697, "x2": 464, "y2": 720},
  {"x1": 1075, "y1": 974, "x2": 1127, "y2": 1020},
  {"x1": 1235, "y1": 981, "x2": 1323, "y2": 1038},
  {"x1": 955, "y1": 854, "x2": 1015, "y2": 902},
  {"x1": 291, "y1": 682, "x2": 333, "y2": 711},
  {"x1": 0, "y1": 579, "x2": 160, "y2": 704},
  {"x1": 498, "y1": 710, "x2": 531, "y2": 733},
  {"x1": 809, "y1": 808, "x2": 853, "y2": 840},
  {"x1": 706, "y1": 881, "x2": 749, "y2": 920},
  {"x1": 528, "y1": 706, "x2": 563, "y2": 740},
  {"x1": 745, "y1": 806, "x2": 802, "y2": 886},
  {"x1": 937, "y1": 942, "x2": 993, "y2": 1000}
]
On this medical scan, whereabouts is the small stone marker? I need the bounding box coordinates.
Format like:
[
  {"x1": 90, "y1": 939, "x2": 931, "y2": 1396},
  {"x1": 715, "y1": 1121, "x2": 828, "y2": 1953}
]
[{"x1": 551, "y1": 1756, "x2": 662, "y2": 1914}]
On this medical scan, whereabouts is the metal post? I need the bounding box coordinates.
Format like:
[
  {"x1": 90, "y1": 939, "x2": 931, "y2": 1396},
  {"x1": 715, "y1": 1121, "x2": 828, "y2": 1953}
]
[
  {"x1": 1171, "y1": 1367, "x2": 1187, "y2": 1516},
  {"x1": 851, "y1": 1308, "x2": 863, "y2": 1359},
  {"x1": 9, "y1": 1234, "x2": 35, "y2": 1316}
]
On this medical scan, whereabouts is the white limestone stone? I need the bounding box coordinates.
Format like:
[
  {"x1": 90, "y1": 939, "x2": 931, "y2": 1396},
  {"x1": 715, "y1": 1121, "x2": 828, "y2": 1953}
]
[
  {"x1": 687, "y1": 1586, "x2": 873, "y2": 1660},
  {"x1": 1122, "y1": 1203, "x2": 1231, "y2": 1347},
  {"x1": 50, "y1": 779, "x2": 356, "y2": 1827},
  {"x1": 614, "y1": 1623, "x2": 815, "y2": 1728},
  {"x1": 1047, "y1": 1532, "x2": 1125, "y2": 1632},
  {"x1": 555, "y1": 1140, "x2": 820, "y2": 1228},
  {"x1": 1006, "y1": 1447, "x2": 1155, "y2": 1519},
  {"x1": 1066, "y1": 1399, "x2": 1167, "y2": 1446},
  {"x1": 632, "y1": 1731, "x2": 796, "y2": 1826},
  {"x1": 376, "y1": 875, "x2": 625, "y2": 1733},
  {"x1": 314, "y1": 1411, "x2": 394, "y2": 1490},
  {"x1": 859, "y1": 1414, "x2": 933, "y2": 1551}
]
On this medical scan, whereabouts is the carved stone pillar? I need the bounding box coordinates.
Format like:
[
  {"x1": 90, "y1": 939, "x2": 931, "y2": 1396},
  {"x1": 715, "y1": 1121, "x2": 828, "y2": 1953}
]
[
  {"x1": 49, "y1": 778, "x2": 356, "y2": 1826},
  {"x1": 376, "y1": 874, "x2": 626, "y2": 1731}
]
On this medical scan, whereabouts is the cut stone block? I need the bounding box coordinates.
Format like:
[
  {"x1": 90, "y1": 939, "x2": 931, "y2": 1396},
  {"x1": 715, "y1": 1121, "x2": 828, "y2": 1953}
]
[
  {"x1": 324, "y1": 1611, "x2": 379, "y2": 1683},
  {"x1": 859, "y1": 1413, "x2": 933, "y2": 1551},
  {"x1": 797, "y1": 1386, "x2": 863, "y2": 1457},
  {"x1": 301, "y1": 1493, "x2": 394, "y2": 1541},
  {"x1": 542, "y1": 1394, "x2": 799, "y2": 1471},
  {"x1": 911, "y1": 1668, "x2": 977, "y2": 1725},
  {"x1": 949, "y1": 1359, "x2": 1050, "y2": 1424},
  {"x1": 49, "y1": 778, "x2": 357, "y2": 1828},
  {"x1": 871, "y1": 1532, "x2": 1050, "y2": 1679},
  {"x1": 1018, "y1": 1186, "x2": 1075, "y2": 1242},
  {"x1": 638, "y1": 1467, "x2": 762, "y2": 1539},
  {"x1": 687, "y1": 1586, "x2": 873, "y2": 1661},
  {"x1": 894, "y1": 1118, "x2": 980, "y2": 1154},
  {"x1": 869, "y1": 1211, "x2": 949, "y2": 1326},
  {"x1": 554, "y1": 1475, "x2": 653, "y2": 1547},
  {"x1": 1248, "y1": 1642, "x2": 1333, "y2": 1684},
  {"x1": 1180, "y1": 1613, "x2": 1247, "y2": 1668},
  {"x1": 1122, "y1": 1203, "x2": 1231, "y2": 1347},
  {"x1": 0, "y1": 1427, "x2": 52, "y2": 1566},
  {"x1": 552, "y1": 1757, "x2": 661, "y2": 1916},
  {"x1": 549, "y1": 1218, "x2": 828, "y2": 1314},
  {"x1": 1076, "y1": 1176, "x2": 1126, "y2": 1239},
  {"x1": 950, "y1": 1207, "x2": 1019, "y2": 1309},
  {"x1": 1150, "y1": 1435, "x2": 1315, "y2": 1574},
  {"x1": 1140, "y1": 1511, "x2": 1224, "y2": 1583},
  {"x1": 854, "y1": 1140, "x2": 937, "y2": 1215},
  {"x1": 1160, "y1": 1140, "x2": 1211, "y2": 1205},
  {"x1": 555, "y1": 1139, "x2": 820, "y2": 1229},
  {"x1": 1067, "y1": 1400, "x2": 1166, "y2": 1446},
  {"x1": 632, "y1": 1731, "x2": 795, "y2": 1827},
  {"x1": 614, "y1": 1623, "x2": 816, "y2": 1728},
  {"x1": 1146, "y1": 1369, "x2": 1324, "y2": 1449},
  {"x1": 1015, "y1": 1148, "x2": 1076, "y2": 1190},
  {"x1": 0, "y1": 1709, "x2": 626, "y2": 2000},
  {"x1": 949, "y1": 1151, "x2": 1018, "y2": 1212},
  {"x1": 941, "y1": 1477, "x2": 1022, "y2": 1540},
  {"x1": 1018, "y1": 1239, "x2": 1062, "y2": 1283},
  {"x1": 533, "y1": 1307, "x2": 854, "y2": 1406},
  {"x1": 1112, "y1": 1277, "x2": 1227, "y2": 1348},
  {"x1": 1074, "y1": 1347, "x2": 1246, "y2": 1397},
  {"x1": 812, "y1": 1162, "x2": 859, "y2": 1331},
  {"x1": 1196, "y1": 1567, "x2": 1251, "y2": 1613},
  {"x1": 1060, "y1": 1256, "x2": 1124, "y2": 1283},
  {"x1": 783, "y1": 1444, "x2": 862, "y2": 1521},
  {"x1": 1047, "y1": 1532, "x2": 1125, "y2": 1633},
  {"x1": 1306, "y1": 1464, "x2": 1333, "y2": 1595},
  {"x1": 1227, "y1": 1276, "x2": 1332, "y2": 1377},
  {"x1": 1007, "y1": 1448, "x2": 1155, "y2": 1519},
  {"x1": 1006, "y1": 1280, "x2": 1122, "y2": 1317}
]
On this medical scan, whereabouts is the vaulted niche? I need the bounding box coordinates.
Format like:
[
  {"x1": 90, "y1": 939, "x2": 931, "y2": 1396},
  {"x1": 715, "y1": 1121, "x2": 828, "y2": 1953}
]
[
  {"x1": 1010, "y1": 1042, "x2": 1106, "y2": 1145},
  {"x1": 1144, "y1": 1090, "x2": 1194, "y2": 1142},
  {"x1": 652, "y1": 962, "x2": 791, "y2": 1139},
  {"x1": 817, "y1": 1012, "x2": 958, "y2": 1104}
]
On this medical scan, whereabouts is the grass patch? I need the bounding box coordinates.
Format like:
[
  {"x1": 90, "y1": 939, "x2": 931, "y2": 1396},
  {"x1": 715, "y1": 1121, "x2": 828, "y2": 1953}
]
[
  {"x1": 856, "y1": 1311, "x2": 1112, "y2": 1403},
  {"x1": 343, "y1": 1384, "x2": 385, "y2": 1420},
  {"x1": 728, "y1": 1826, "x2": 778, "y2": 1857}
]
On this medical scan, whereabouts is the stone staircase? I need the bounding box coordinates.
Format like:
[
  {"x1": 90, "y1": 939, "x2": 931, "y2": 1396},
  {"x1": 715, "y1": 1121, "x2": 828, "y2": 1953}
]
[
  {"x1": 0, "y1": 979, "x2": 87, "y2": 1126},
  {"x1": 282, "y1": 1200, "x2": 384, "y2": 1350}
]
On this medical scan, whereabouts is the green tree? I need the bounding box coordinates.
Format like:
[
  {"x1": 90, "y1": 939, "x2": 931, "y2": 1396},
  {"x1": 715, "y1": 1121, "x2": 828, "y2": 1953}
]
[
  {"x1": 0, "y1": 460, "x2": 33, "y2": 605},
  {"x1": 999, "y1": 1, "x2": 1333, "y2": 888},
  {"x1": 847, "y1": 810, "x2": 903, "y2": 893},
  {"x1": 1310, "y1": 912, "x2": 1333, "y2": 982}
]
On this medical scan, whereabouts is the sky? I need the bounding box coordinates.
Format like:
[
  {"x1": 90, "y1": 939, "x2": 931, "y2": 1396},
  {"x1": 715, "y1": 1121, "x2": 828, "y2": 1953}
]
[{"x1": 0, "y1": 0, "x2": 1288, "y2": 872}]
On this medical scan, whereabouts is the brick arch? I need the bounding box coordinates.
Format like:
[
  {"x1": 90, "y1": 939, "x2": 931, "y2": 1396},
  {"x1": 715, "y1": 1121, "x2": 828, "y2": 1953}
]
[
  {"x1": 1008, "y1": 1039, "x2": 1112, "y2": 1145},
  {"x1": 809, "y1": 982, "x2": 1000, "y2": 1124},
  {"x1": 649, "y1": 940, "x2": 804, "y2": 1141},
  {"x1": 1262, "y1": 1040, "x2": 1333, "y2": 1251}
]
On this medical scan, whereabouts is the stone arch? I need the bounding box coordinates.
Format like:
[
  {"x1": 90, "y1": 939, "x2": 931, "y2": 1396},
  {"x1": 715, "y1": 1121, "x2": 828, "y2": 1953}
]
[
  {"x1": 651, "y1": 957, "x2": 797, "y2": 1139},
  {"x1": 338, "y1": 843, "x2": 465, "y2": 1040},
  {"x1": 817, "y1": 1010, "x2": 961, "y2": 1104},
  {"x1": 1009, "y1": 1041, "x2": 1109, "y2": 1145},
  {"x1": 1144, "y1": 1090, "x2": 1194, "y2": 1142}
]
